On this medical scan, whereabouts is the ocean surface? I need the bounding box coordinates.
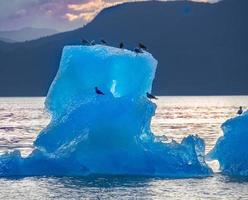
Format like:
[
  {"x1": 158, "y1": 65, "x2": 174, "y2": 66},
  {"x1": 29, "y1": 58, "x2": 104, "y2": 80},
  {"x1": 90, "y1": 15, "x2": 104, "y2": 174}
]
[{"x1": 0, "y1": 96, "x2": 248, "y2": 199}]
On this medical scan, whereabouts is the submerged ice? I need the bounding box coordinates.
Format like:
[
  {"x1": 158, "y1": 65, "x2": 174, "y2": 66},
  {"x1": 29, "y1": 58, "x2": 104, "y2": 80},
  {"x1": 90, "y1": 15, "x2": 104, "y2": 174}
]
[
  {"x1": 208, "y1": 110, "x2": 248, "y2": 176},
  {"x1": 0, "y1": 45, "x2": 212, "y2": 177}
]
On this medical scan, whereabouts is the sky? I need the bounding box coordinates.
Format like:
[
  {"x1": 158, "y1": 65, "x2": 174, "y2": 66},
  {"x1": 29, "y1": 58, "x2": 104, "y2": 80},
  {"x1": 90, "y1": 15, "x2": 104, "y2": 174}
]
[{"x1": 0, "y1": 0, "x2": 220, "y2": 32}]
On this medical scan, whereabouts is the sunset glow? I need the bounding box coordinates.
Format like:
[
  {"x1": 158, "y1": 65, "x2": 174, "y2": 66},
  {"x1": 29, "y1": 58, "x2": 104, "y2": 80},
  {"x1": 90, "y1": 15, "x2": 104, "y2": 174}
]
[
  {"x1": 0, "y1": 0, "x2": 220, "y2": 31},
  {"x1": 65, "y1": 0, "x2": 220, "y2": 23}
]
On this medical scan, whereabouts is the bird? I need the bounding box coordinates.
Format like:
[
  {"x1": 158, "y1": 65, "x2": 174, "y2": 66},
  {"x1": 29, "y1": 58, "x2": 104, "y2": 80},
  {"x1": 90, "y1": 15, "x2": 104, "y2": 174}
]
[
  {"x1": 134, "y1": 48, "x2": 143, "y2": 54},
  {"x1": 95, "y1": 87, "x2": 104, "y2": 95},
  {"x1": 139, "y1": 43, "x2": 147, "y2": 51},
  {"x1": 146, "y1": 92, "x2": 158, "y2": 100},
  {"x1": 90, "y1": 40, "x2": 96, "y2": 45},
  {"x1": 237, "y1": 106, "x2": 243, "y2": 115},
  {"x1": 119, "y1": 42, "x2": 124, "y2": 49},
  {"x1": 81, "y1": 38, "x2": 90, "y2": 45},
  {"x1": 100, "y1": 39, "x2": 107, "y2": 45}
]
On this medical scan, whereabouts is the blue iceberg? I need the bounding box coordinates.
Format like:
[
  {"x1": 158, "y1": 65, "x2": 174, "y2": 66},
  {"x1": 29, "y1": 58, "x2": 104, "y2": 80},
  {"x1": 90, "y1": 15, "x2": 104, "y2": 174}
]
[
  {"x1": 208, "y1": 110, "x2": 248, "y2": 176},
  {"x1": 0, "y1": 45, "x2": 212, "y2": 177}
]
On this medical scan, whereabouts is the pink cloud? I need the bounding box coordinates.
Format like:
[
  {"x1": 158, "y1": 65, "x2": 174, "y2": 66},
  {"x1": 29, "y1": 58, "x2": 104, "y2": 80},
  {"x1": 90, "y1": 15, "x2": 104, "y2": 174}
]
[{"x1": 0, "y1": 0, "x2": 220, "y2": 31}]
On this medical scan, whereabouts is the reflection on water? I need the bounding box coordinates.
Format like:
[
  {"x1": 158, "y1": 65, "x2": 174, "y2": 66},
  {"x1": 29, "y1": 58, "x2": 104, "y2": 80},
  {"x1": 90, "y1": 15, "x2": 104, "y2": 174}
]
[
  {"x1": 0, "y1": 175, "x2": 248, "y2": 200},
  {"x1": 0, "y1": 96, "x2": 248, "y2": 199},
  {"x1": 0, "y1": 97, "x2": 49, "y2": 155},
  {"x1": 1, "y1": 96, "x2": 247, "y2": 155},
  {"x1": 152, "y1": 96, "x2": 248, "y2": 152}
]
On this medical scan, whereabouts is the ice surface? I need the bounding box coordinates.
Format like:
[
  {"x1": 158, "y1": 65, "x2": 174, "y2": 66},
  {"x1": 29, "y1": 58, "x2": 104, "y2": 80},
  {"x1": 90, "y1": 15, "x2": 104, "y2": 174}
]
[
  {"x1": 208, "y1": 110, "x2": 248, "y2": 176},
  {"x1": 46, "y1": 45, "x2": 156, "y2": 118},
  {"x1": 0, "y1": 45, "x2": 212, "y2": 177}
]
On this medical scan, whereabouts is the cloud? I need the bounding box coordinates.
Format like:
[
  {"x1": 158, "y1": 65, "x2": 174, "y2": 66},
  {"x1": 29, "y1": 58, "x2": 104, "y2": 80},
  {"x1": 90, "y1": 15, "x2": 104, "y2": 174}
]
[
  {"x1": 0, "y1": 0, "x2": 221, "y2": 31},
  {"x1": 64, "y1": 0, "x2": 220, "y2": 23},
  {"x1": 68, "y1": 0, "x2": 104, "y2": 12},
  {"x1": 65, "y1": 0, "x2": 117, "y2": 22},
  {"x1": 192, "y1": 0, "x2": 220, "y2": 2},
  {"x1": 65, "y1": 0, "x2": 143, "y2": 23}
]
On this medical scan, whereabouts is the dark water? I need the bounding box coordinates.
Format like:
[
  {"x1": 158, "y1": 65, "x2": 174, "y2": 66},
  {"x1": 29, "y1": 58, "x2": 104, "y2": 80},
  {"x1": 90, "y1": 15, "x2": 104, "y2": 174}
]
[{"x1": 0, "y1": 96, "x2": 248, "y2": 199}]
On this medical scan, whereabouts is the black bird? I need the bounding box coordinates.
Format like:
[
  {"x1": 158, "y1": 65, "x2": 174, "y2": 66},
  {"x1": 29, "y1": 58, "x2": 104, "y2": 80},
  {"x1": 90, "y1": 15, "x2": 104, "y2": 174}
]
[
  {"x1": 119, "y1": 42, "x2": 124, "y2": 49},
  {"x1": 146, "y1": 92, "x2": 158, "y2": 100},
  {"x1": 95, "y1": 87, "x2": 104, "y2": 95},
  {"x1": 237, "y1": 106, "x2": 243, "y2": 115},
  {"x1": 134, "y1": 48, "x2": 143, "y2": 54},
  {"x1": 90, "y1": 40, "x2": 96, "y2": 45},
  {"x1": 100, "y1": 39, "x2": 107, "y2": 45},
  {"x1": 139, "y1": 43, "x2": 147, "y2": 51},
  {"x1": 81, "y1": 38, "x2": 90, "y2": 45}
]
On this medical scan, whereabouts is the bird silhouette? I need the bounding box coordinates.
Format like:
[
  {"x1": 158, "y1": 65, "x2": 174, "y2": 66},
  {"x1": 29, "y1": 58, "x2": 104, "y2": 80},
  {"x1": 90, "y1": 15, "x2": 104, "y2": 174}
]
[
  {"x1": 139, "y1": 43, "x2": 147, "y2": 51},
  {"x1": 95, "y1": 87, "x2": 104, "y2": 95},
  {"x1": 100, "y1": 39, "x2": 107, "y2": 45},
  {"x1": 146, "y1": 92, "x2": 158, "y2": 100},
  {"x1": 81, "y1": 38, "x2": 90, "y2": 45},
  {"x1": 90, "y1": 40, "x2": 96, "y2": 45},
  {"x1": 237, "y1": 106, "x2": 243, "y2": 115},
  {"x1": 134, "y1": 48, "x2": 143, "y2": 54},
  {"x1": 119, "y1": 42, "x2": 124, "y2": 49}
]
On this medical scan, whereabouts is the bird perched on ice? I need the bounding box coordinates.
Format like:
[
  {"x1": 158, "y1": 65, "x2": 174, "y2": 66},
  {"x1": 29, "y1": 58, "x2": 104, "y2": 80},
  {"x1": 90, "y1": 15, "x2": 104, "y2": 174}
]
[
  {"x1": 90, "y1": 40, "x2": 96, "y2": 45},
  {"x1": 81, "y1": 38, "x2": 90, "y2": 45},
  {"x1": 95, "y1": 87, "x2": 104, "y2": 95},
  {"x1": 237, "y1": 106, "x2": 243, "y2": 115},
  {"x1": 119, "y1": 42, "x2": 124, "y2": 49},
  {"x1": 146, "y1": 92, "x2": 158, "y2": 100},
  {"x1": 100, "y1": 39, "x2": 107, "y2": 45},
  {"x1": 134, "y1": 48, "x2": 143, "y2": 54},
  {"x1": 139, "y1": 43, "x2": 147, "y2": 51}
]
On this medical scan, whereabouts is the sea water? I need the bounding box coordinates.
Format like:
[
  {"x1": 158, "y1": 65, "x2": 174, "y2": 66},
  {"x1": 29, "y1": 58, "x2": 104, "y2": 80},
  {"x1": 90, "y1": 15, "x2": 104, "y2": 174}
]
[{"x1": 0, "y1": 96, "x2": 248, "y2": 199}]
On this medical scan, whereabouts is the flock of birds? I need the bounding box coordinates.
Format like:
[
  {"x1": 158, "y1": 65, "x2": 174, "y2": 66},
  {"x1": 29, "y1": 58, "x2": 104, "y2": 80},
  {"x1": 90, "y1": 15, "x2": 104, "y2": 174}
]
[
  {"x1": 84, "y1": 39, "x2": 246, "y2": 109},
  {"x1": 81, "y1": 38, "x2": 157, "y2": 100},
  {"x1": 95, "y1": 85, "x2": 158, "y2": 101},
  {"x1": 81, "y1": 38, "x2": 148, "y2": 54}
]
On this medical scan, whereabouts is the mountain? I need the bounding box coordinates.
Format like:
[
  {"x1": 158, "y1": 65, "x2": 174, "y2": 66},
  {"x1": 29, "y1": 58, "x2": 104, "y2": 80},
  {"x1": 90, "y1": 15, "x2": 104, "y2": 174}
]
[
  {"x1": 0, "y1": 27, "x2": 58, "y2": 42},
  {"x1": 0, "y1": 0, "x2": 247, "y2": 96},
  {"x1": 0, "y1": 37, "x2": 16, "y2": 43}
]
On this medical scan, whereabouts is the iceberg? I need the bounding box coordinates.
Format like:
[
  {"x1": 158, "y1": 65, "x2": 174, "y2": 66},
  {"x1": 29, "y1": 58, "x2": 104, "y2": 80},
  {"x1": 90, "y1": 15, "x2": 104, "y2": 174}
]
[
  {"x1": 0, "y1": 45, "x2": 212, "y2": 177},
  {"x1": 208, "y1": 110, "x2": 248, "y2": 176}
]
